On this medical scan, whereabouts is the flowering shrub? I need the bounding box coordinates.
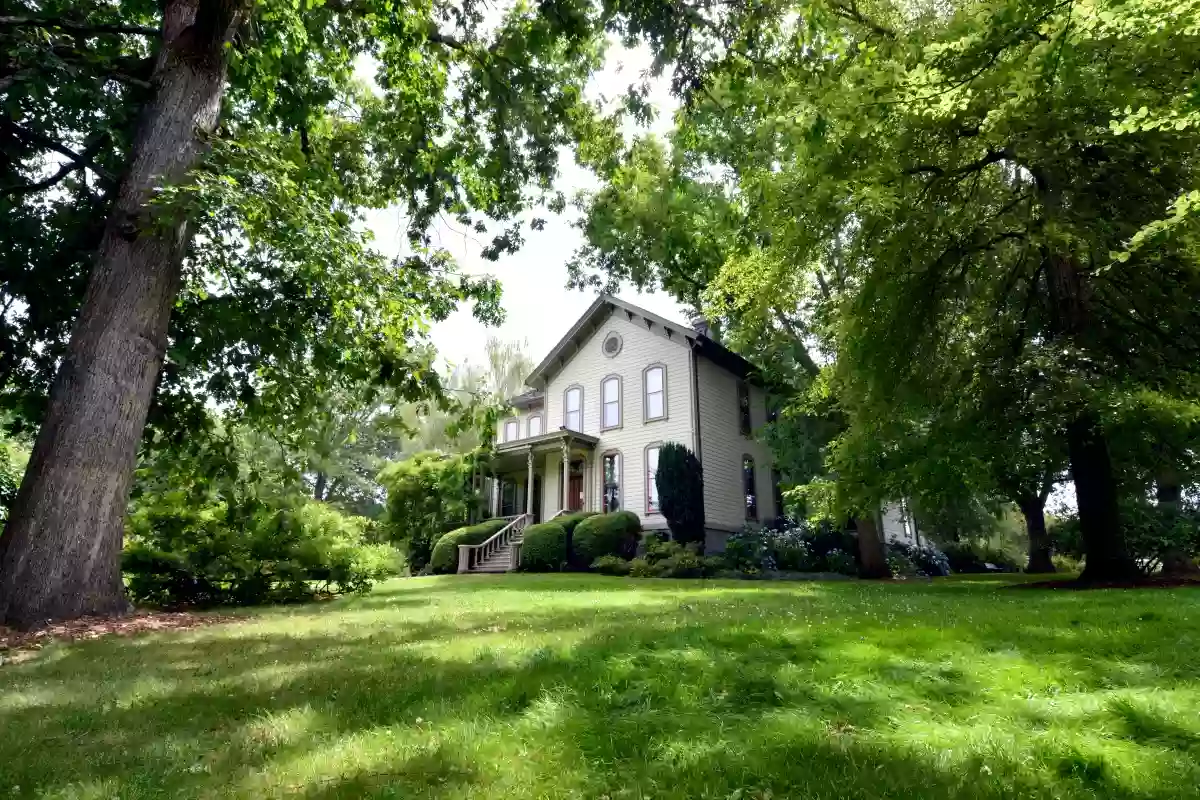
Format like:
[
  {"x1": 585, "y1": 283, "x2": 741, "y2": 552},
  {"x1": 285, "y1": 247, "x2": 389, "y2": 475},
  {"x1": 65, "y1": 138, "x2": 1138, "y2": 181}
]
[{"x1": 886, "y1": 541, "x2": 952, "y2": 577}]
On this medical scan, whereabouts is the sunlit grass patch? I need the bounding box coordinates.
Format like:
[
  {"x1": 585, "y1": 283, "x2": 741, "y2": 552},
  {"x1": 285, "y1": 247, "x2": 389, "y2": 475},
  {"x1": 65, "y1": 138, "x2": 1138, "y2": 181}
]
[{"x1": 1, "y1": 574, "x2": 1198, "y2": 799}]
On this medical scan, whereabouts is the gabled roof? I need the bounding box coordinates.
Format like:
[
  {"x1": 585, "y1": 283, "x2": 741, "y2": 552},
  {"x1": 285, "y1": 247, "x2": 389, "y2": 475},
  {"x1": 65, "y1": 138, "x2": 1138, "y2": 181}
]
[{"x1": 524, "y1": 294, "x2": 761, "y2": 388}]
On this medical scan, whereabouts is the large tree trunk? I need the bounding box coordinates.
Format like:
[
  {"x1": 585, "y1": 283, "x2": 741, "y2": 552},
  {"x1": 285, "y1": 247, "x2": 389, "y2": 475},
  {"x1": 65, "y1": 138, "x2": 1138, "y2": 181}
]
[
  {"x1": 0, "y1": 0, "x2": 243, "y2": 628},
  {"x1": 1043, "y1": 251, "x2": 1136, "y2": 583},
  {"x1": 1017, "y1": 495, "x2": 1055, "y2": 574},
  {"x1": 855, "y1": 512, "x2": 891, "y2": 579},
  {"x1": 1067, "y1": 413, "x2": 1137, "y2": 582},
  {"x1": 313, "y1": 471, "x2": 328, "y2": 502}
]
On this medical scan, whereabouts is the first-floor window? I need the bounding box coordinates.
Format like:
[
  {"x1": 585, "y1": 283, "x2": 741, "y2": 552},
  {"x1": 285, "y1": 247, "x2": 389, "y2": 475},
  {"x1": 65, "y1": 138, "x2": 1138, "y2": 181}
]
[
  {"x1": 504, "y1": 419, "x2": 518, "y2": 442},
  {"x1": 743, "y1": 456, "x2": 758, "y2": 520},
  {"x1": 603, "y1": 452, "x2": 621, "y2": 512},
  {"x1": 646, "y1": 445, "x2": 661, "y2": 513}
]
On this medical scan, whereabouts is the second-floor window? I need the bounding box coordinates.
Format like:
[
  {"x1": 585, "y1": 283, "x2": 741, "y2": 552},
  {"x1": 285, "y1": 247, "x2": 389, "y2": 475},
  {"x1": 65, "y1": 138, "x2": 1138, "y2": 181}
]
[
  {"x1": 564, "y1": 387, "x2": 582, "y2": 431},
  {"x1": 504, "y1": 419, "x2": 519, "y2": 442},
  {"x1": 528, "y1": 415, "x2": 543, "y2": 437},
  {"x1": 646, "y1": 445, "x2": 661, "y2": 513},
  {"x1": 743, "y1": 456, "x2": 758, "y2": 520},
  {"x1": 602, "y1": 452, "x2": 621, "y2": 512},
  {"x1": 601, "y1": 376, "x2": 620, "y2": 429},
  {"x1": 644, "y1": 365, "x2": 665, "y2": 421},
  {"x1": 737, "y1": 380, "x2": 751, "y2": 435}
]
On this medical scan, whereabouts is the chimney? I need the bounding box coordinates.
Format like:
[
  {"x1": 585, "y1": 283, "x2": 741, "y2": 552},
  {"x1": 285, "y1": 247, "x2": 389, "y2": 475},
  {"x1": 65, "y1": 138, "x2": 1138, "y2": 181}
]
[{"x1": 690, "y1": 314, "x2": 712, "y2": 339}]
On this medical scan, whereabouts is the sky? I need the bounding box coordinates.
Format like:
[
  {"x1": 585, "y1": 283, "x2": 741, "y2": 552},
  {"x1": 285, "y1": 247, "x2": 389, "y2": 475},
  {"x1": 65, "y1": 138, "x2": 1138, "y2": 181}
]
[{"x1": 362, "y1": 43, "x2": 688, "y2": 376}]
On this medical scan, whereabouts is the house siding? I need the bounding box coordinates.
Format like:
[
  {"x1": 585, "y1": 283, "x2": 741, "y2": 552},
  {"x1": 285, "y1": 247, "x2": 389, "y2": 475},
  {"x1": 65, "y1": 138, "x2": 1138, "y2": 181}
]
[
  {"x1": 695, "y1": 356, "x2": 776, "y2": 535},
  {"x1": 543, "y1": 308, "x2": 694, "y2": 526}
]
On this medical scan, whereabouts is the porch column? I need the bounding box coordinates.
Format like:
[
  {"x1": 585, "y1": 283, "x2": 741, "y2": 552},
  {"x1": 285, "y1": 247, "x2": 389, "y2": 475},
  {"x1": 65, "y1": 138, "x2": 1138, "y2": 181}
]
[
  {"x1": 526, "y1": 447, "x2": 535, "y2": 520},
  {"x1": 490, "y1": 476, "x2": 499, "y2": 517},
  {"x1": 561, "y1": 440, "x2": 570, "y2": 512}
]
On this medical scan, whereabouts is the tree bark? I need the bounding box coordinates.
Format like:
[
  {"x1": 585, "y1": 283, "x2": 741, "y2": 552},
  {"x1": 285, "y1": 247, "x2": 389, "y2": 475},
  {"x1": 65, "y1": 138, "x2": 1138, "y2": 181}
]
[
  {"x1": 0, "y1": 0, "x2": 243, "y2": 628},
  {"x1": 855, "y1": 512, "x2": 891, "y2": 579},
  {"x1": 1067, "y1": 413, "x2": 1137, "y2": 582},
  {"x1": 1017, "y1": 495, "x2": 1054, "y2": 573},
  {"x1": 313, "y1": 471, "x2": 328, "y2": 502}
]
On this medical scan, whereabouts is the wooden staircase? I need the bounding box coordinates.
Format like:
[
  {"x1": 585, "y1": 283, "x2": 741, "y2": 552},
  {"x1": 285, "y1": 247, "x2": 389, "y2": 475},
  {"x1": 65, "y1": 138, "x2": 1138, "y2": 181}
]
[
  {"x1": 457, "y1": 510, "x2": 566, "y2": 574},
  {"x1": 457, "y1": 513, "x2": 529, "y2": 574}
]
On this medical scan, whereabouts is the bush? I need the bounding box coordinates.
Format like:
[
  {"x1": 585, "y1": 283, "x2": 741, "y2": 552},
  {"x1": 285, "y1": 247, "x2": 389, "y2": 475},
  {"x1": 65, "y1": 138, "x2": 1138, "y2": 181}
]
[
  {"x1": 725, "y1": 519, "x2": 847, "y2": 573},
  {"x1": 628, "y1": 557, "x2": 656, "y2": 578},
  {"x1": 556, "y1": 511, "x2": 597, "y2": 535},
  {"x1": 654, "y1": 442, "x2": 706, "y2": 547},
  {"x1": 591, "y1": 555, "x2": 632, "y2": 575},
  {"x1": 824, "y1": 548, "x2": 857, "y2": 575},
  {"x1": 654, "y1": 548, "x2": 705, "y2": 578},
  {"x1": 887, "y1": 553, "x2": 920, "y2": 577},
  {"x1": 572, "y1": 510, "x2": 641, "y2": 568},
  {"x1": 429, "y1": 518, "x2": 509, "y2": 574},
  {"x1": 520, "y1": 522, "x2": 569, "y2": 571},
  {"x1": 942, "y1": 540, "x2": 1022, "y2": 573},
  {"x1": 1050, "y1": 499, "x2": 1200, "y2": 574},
  {"x1": 378, "y1": 450, "x2": 486, "y2": 571},
  {"x1": 124, "y1": 495, "x2": 399, "y2": 608},
  {"x1": 887, "y1": 540, "x2": 951, "y2": 577}
]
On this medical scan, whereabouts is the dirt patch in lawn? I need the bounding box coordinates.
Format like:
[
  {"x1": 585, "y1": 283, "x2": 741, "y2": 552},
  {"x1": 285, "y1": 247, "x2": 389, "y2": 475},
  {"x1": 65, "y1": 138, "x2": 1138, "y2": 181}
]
[{"x1": 0, "y1": 610, "x2": 236, "y2": 660}]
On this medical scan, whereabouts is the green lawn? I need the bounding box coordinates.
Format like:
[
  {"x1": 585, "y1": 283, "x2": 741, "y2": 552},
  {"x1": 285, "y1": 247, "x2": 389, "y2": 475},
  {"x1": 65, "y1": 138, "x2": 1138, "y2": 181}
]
[{"x1": 2, "y1": 576, "x2": 1199, "y2": 799}]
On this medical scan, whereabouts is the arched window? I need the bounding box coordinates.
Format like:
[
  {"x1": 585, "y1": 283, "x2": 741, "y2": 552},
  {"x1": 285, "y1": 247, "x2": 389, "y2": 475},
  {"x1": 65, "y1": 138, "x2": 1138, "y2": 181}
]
[
  {"x1": 528, "y1": 414, "x2": 543, "y2": 437},
  {"x1": 646, "y1": 444, "x2": 661, "y2": 514},
  {"x1": 602, "y1": 451, "x2": 622, "y2": 512},
  {"x1": 503, "y1": 419, "x2": 519, "y2": 442},
  {"x1": 601, "y1": 375, "x2": 621, "y2": 430},
  {"x1": 644, "y1": 364, "x2": 666, "y2": 421},
  {"x1": 743, "y1": 456, "x2": 758, "y2": 520},
  {"x1": 564, "y1": 386, "x2": 582, "y2": 431}
]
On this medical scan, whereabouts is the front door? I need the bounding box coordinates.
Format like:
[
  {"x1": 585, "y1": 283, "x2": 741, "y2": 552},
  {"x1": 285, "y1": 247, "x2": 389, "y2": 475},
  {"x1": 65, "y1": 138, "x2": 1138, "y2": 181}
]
[{"x1": 568, "y1": 472, "x2": 584, "y2": 511}]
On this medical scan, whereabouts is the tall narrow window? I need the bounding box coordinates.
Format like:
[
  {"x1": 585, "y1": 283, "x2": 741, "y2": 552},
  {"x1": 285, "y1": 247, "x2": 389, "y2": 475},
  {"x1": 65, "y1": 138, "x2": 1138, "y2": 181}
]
[
  {"x1": 601, "y1": 376, "x2": 621, "y2": 430},
  {"x1": 644, "y1": 365, "x2": 666, "y2": 421},
  {"x1": 743, "y1": 456, "x2": 758, "y2": 520},
  {"x1": 771, "y1": 468, "x2": 784, "y2": 519},
  {"x1": 564, "y1": 387, "x2": 582, "y2": 431},
  {"x1": 737, "y1": 380, "x2": 751, "y2": 435},
  {"x1": 528, "y1": 415, "x2": 543, "y2": 437},
  {"x1": 603, "y1": 452, "x2": 621, "y2": 512},
  {"x1": 504, "y1": 419, "x2": 519, "y2": 442},
  {"x1": 646, "y1": 445, "x2": 661, "y2": 513}
]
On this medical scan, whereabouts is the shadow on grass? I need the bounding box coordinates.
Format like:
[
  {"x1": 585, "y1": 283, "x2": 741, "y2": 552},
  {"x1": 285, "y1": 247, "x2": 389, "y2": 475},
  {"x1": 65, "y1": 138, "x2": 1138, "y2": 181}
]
[{"x1": 1, "y1": 577, "x2": 1198, "y2": 799}]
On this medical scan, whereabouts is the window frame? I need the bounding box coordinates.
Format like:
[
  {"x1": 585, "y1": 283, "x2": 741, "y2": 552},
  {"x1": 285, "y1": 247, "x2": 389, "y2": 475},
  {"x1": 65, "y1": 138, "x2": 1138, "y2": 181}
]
[
  {"x1": 527, "y1": 414, "x2": 543, "y2": 438},
  {"x1": 600, "y1": 374, "x2": 622, "y2": 431},
  {"x1": 563, "y1": 384, "x2": 583, "y2": 432},
  {"x1": 737, "y1": 380, "x2": 752, "y2": 436},
  {"x1": 503, "y1": 418, "x2": 520, "y2": 443},
  {"x1": 643, "y1": 363, "x2": 668, "y2": 422},
  {"x1": 645, "y1": 442, "x2": 663, "y2": 515},
  {"x1": 601, "y1": 450, "x2": 623, "y2": 513},
  {"x1": 743, "y1": 455, "x2": 758, "y2": 521}
]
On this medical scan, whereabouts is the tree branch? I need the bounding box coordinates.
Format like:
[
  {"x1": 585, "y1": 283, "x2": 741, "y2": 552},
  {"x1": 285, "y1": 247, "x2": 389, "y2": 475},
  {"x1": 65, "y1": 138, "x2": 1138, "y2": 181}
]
[
  {"x1": 1, "y1": 121, "x2": 114, "y2": 183},
  {"x1": 826, "y1": 0, "x2": 896, "y2": 38},
  {"x1": 0, "y1": 15, "x2": 159, "y2": 37}
]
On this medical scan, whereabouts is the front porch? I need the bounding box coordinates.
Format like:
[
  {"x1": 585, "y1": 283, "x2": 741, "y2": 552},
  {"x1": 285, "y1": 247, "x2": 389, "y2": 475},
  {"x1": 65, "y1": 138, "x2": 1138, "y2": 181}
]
[{"x1": 487, "y1": 429, "x2": 599, "y2": 523}]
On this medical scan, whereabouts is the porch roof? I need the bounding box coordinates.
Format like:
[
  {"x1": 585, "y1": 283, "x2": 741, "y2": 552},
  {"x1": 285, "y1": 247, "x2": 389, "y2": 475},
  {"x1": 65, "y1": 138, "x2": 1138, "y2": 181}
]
[{"x1": 491, "y1": 428, "x2": 598, "y2": 473}]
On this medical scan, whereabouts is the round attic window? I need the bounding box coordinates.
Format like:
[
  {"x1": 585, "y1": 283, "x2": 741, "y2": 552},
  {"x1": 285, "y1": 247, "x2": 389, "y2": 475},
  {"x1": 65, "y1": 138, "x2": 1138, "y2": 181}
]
[{"x1": 602, "y1": 331, "x2": 623, "y2": 358}]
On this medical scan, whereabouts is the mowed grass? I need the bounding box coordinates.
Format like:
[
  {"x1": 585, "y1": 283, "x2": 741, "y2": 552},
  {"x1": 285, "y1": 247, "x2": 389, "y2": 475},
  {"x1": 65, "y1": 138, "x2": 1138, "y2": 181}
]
[{"x1": 2, "y1": 576, "x2": 1200, "y2": 799}]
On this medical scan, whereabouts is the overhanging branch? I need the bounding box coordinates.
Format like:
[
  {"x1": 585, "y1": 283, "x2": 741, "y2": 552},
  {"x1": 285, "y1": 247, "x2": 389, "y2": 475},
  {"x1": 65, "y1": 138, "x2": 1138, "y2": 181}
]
[{"x1": 0, "y1": 15, "x2": 159, "y2": 37}]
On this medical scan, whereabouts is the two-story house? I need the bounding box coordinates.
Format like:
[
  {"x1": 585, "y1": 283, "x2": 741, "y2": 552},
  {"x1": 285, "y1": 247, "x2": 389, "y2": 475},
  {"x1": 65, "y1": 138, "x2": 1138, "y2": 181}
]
[{"x1": 486, "y1": 295, "x2": 779, "y2": 551}]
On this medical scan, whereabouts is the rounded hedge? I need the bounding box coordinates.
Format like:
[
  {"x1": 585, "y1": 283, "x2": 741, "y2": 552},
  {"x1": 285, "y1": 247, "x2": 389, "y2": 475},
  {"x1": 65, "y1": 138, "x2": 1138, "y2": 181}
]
[
  {"x1": 520, "y1": 522, "x2": 568, "y2": 571},
  {"x1": 556, "y1": 511, "x2": 597, "y2": 535},
  {"x1": 429, "y1": 518, "x2": 510, "y2": 574},
  {"x1": 572, "y1": 510, "x2": 641, "y2": 568}
]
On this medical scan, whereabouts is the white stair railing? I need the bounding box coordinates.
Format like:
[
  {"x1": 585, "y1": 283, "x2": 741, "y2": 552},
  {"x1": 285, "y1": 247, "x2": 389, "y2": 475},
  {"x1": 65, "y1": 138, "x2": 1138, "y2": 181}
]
[{"x1": 457, "y1": 513, "x2": 530, "y2": 574}]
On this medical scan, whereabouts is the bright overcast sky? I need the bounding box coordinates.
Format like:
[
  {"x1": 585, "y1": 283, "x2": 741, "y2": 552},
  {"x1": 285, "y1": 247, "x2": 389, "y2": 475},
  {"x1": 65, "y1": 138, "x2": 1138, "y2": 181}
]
[{"x1": 363, "y1": 43, "x2": 690, "y2": 374}]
